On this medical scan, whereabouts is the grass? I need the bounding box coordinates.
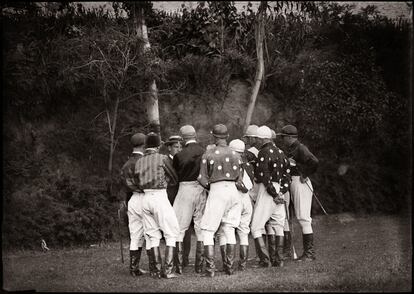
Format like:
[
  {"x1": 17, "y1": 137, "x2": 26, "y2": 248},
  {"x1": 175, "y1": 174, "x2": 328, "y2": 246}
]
[{"x1": 2, "y1": 213, "x2": 412, "y2": 292}]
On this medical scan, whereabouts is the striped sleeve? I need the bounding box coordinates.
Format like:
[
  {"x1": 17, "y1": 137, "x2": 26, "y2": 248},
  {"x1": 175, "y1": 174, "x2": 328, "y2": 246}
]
[{"x1": 134, "y1": 158, "x2": 142, "y2": 190}]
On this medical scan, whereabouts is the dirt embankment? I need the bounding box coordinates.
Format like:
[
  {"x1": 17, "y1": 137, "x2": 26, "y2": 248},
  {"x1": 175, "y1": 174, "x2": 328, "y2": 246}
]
[{"x1": 160, "y1": 79, "x2": 288, "y2": 143}]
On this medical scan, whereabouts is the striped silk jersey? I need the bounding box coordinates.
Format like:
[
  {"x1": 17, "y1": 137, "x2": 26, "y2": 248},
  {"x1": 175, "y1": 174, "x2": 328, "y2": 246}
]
[
  {"x1": 254, "y1": 142, "x2": 291, "y2": 195},
  {"x1": 134, "y1": 150, "x2": 172, "y2": 190},
  {"x1": 121, "y1": 152, "x2": 144, "y2": 192},
  {"x1": 198, "y1": 143, "x2": 243, "y2": 188}
]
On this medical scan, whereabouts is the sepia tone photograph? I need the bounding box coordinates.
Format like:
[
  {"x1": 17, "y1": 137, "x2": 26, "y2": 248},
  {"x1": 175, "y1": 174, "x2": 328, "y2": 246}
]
[{"x1": 2, "y1": 1, "x2": 412, "y2": 292}]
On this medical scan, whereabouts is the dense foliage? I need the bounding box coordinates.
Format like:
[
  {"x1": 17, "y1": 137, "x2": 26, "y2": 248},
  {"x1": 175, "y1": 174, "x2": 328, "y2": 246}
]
[{"x1": 2, "y1": 2, "x2": 411, "y2": 249}]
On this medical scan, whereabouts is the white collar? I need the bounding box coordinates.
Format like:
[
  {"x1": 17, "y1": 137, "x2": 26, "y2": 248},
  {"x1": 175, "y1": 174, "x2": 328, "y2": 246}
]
[
  {"x1": 248, "y1": 146, "x2": 259, "y2": 156},
  {"x1": 132, "y1": 151, "x2": 144, "y2": 155},
  {"x1": 169, "y1": 154, "x2": 174, "y2": 160},
  {"x1": 145, "y1": 148, "x2": 158, "y2": 154}
]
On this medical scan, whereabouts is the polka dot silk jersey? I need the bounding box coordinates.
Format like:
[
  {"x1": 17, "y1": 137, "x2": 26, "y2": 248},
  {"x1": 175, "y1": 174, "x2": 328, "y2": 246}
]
[
  {"x1": 198, "y1": 143, "x2": 243, "y2": 188},
  {"x1": 254, "y1": 142, "x2": 291, "y2": 195}
]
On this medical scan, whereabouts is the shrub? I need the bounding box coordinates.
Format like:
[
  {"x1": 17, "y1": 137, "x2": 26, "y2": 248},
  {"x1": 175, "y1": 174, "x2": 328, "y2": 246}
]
[{"x1": 3, "y1": 170, "x2": 117, "y2": 250}]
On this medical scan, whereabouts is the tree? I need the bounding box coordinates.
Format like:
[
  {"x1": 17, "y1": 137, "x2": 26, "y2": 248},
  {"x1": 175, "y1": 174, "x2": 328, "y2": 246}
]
[
  {"x1": 120, "y1": 1, "x2": 161, "y2": 134},
  {"x1": 244, "y1": 1, "x2": 266, "y2": 132},
  {"x1": 243, "y1": 1, "x2": 319, "y2": 132}
]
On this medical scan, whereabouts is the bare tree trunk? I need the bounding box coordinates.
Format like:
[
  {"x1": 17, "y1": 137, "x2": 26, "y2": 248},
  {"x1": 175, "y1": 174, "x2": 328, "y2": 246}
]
[
  {"x1": 221, "y1": 17, "x2": 224, "y2": 53},
  {"x1": 244, "y1": 1, "x2": 266, "y2": 133},
  {"x1": 107, "y1": 94, "x2": 120, "y2": 197},
  {"x1": 147, "y1": 80, "x2": 160, "y2": 133},
  {"x1": 135, "y1": 6, "x2": 160, "y2": 134},
  {"x1": 108, "y1": 96, "x2": 120, "y2": 173},
  {"x1": 101, "y1": 83, "x2": 113, "y2": 174}
]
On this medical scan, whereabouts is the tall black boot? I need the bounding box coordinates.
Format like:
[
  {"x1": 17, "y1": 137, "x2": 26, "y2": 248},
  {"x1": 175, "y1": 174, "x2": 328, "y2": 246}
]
[
  {"x1": 183, "y1": 230, "x2": 191, "y2": 267},
  {"x1": 268, "y1": 235, "x2": 277, "y2": 266},
  {"x1": 283, "y1": 231, "x2": 293, "y2": 260},
  {"x1": 297, "y1": 233, "x2": 315, "y2": 261},
  {"x1": 224, "y1": 244, "x2": 235, "y2": 275},
  {"x1": 254, "y1": 241, "x2": 261, "y2": 262},
  {"x1": 274, "y1": 236, "x2": 284, "y2": 267},
  {"x1": 152, "y1": 246, "x2": 162, "y2": 278},
  {"x1": 263, "y1": 234, "x2": 268, "y2": 248},
  {"x1": 195, "y1": 241, "x2": 205, "y2": 273},
  {"x1": 254, "y1": 237, "x2": 270, "y2": 267},
  {"x1": 219, "y1": 245, "x2": 226, "y2": 272},
  {"x1": 238, "y1": 245, "x2": 248, "y2": 271},
  {"x1": 174, "y1": 242, "x2": 183, "y2": 274},
  {"x1": 147, "y1": 249, "x2": 156, "y2": 277},
  {"x1": 251, "y1": 233, "x2": 267, "y2": 264},
  {"x1": 129, "y1": 249, "x2": 142, "y2": 276},
  {"x1": 163, "y1": 246, "x2": 178, "y2": 279},
  {"x1": 203, "y1": 245, "x2": 215, "y2": 278}
]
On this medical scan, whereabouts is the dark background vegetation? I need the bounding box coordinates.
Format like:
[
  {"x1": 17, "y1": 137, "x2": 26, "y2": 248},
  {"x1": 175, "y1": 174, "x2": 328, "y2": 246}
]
[{"x1": 2, "y1": 2, "x2": 412, "y2": 249}]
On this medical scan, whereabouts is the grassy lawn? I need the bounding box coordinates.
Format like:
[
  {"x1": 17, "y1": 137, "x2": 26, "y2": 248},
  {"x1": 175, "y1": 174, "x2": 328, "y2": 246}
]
[{"x1": 2, "y1": 213, "x2": 412, "y2": 292}]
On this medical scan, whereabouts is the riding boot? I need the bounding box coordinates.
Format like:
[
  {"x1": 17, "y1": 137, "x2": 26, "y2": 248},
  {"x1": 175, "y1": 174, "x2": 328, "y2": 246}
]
[
  {"x1": 283, "y1": 231, "x2": 292, "y2": 260},
  {"x1": 183, "y1": 230, "x2": 191, "y2": 267},
  {"x1": 254, "y1": 237, "x2": 270, "y2": 267},
  {"x1": 147, "y1": 249, "x2": 156, "y2": 277},
  {"x1": 251, "y1": 233, "x2": 267, "y2": 264},
  {"x1": 129, "y1": 249, "x2": 142, "y2": 276},
  {"x1": 254, "y1": 239, "x2": 261, "y2": 262},
  {"x1": 297, "y1": 233, "x2": 315, "y2": 261},
  {"x1": 224, "y1": 244, "x2": 235, "y2": 275},
  {"x1": 163, "y1": 246, "x2": 178, "y2": 279},
  {"x1": 151, "y1": 246, "x2": 162, "y2": 278},
  {"x1": 203, "y1": 245, "x2": 215, "y2": 278},
  {"x1": 195, "y1": 241, "x2": 205, "y2": 273},
  {"x1": 174, "y1": 242, "x2": 183, "y2": 274},
  {"x1": 273, "y1": 236, "x2": 284, "y2": 267},
  {"x1": 238, "y1": 245, "x2": 248, "y2": 271},
  {"x1": 219, "y1": 245, "x2": 226, "y2": 272},
  {"x1": 268, "y1": 235, "x2": 277, "y2": 266}
]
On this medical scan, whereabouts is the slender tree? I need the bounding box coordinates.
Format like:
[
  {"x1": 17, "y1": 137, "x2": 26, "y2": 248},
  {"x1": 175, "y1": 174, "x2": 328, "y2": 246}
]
[
  {"x1": 121, "y1": 1, "x2": 161, "y2": 134},
  {"x1": 244, "y1": 1, "x2": 266, "y2": 133},
  {"x1": 243, "y1": 1, "x2": 319, "y2": 132}
]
